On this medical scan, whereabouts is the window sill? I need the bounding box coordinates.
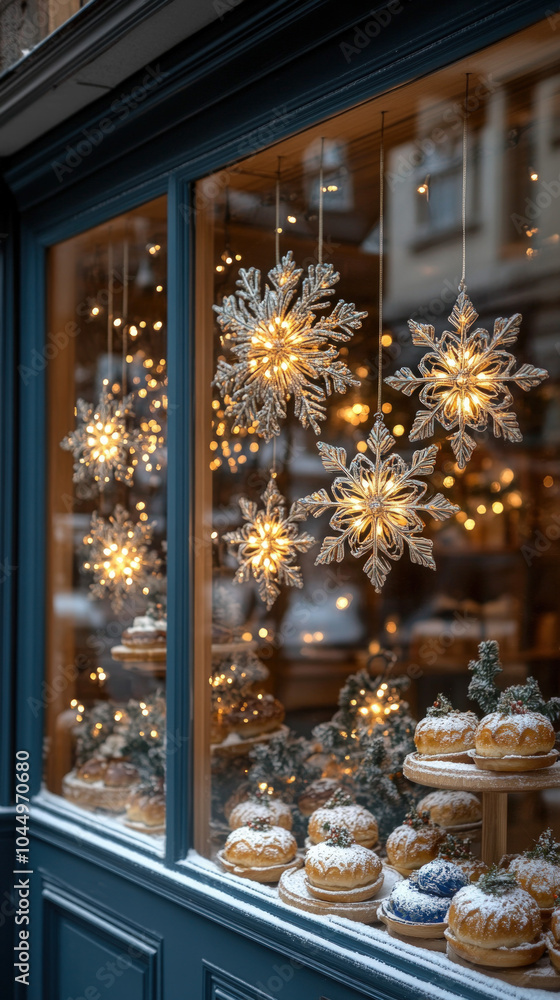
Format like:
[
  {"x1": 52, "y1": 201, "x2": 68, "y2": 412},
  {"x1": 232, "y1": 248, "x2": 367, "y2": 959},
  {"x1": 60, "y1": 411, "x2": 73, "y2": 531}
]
[{"x1": 30, "y1": 799, "x2": 529, "y2": 1000}]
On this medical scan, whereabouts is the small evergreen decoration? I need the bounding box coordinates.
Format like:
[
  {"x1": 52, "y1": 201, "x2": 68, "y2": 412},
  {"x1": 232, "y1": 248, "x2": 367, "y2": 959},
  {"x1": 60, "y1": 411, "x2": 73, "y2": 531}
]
[
  {"x1": 248, "y1": 730, "x2": 320, "y2": 801},
  {"x1": 468, "y1": 640, "x2": 502, "y2": 714},
  {"x1": 438, "y1": 833, "x2": 474, "y2": 861},
  {"x1": 326, "y1": 825, "x2": 355, "y2": 848},
  {"x1": 497, "y1": 676, "x2": 560, "y2": 723},
  {"x1": 323, "y1": 788, "x2": 354, "y2": 808},
  {"x1": 74, "y1": 701, "x2": 122, "y2": 764},
  {"x1": 403, "y1": 808, "x2": 434, "y2": 830},
  {"x1": 73, "y1": 692, "x2": 166, "y2": 784},
  {"x1": 477, "y1": 866, "x2": 518, "y2": 895},
  {"x1": 311, "y1": 664, "x2": 417, "y2": 839},
  {"x1": 427, "y1": 694, "x2": 456, "y2": 717},
  {"x1": 526, "y1": 829, "x2": 560, "y2": 866},
  {"x1": 247, "y1": 816, "x2": 272, "y2": 831}
]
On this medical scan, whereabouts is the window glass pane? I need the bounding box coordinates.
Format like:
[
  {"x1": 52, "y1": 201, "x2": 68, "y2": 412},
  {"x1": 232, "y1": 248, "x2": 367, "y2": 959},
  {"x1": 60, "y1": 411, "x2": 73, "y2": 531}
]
[
  {"x1": 195, "y1": 17, "x2": 560, "y2": 889},
  {"x1": 45, "y1": 196, "x2": 168, "y2": 846}
]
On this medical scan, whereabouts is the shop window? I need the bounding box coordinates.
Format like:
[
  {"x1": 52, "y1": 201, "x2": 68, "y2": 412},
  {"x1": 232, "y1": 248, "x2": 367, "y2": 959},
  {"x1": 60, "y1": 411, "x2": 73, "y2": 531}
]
[
  {"x1": 45, "y1": 196, "x2": 167, "y2": 845},
  {"x1": 192, "y1": 14, "x2": 560, "y2": 976}
]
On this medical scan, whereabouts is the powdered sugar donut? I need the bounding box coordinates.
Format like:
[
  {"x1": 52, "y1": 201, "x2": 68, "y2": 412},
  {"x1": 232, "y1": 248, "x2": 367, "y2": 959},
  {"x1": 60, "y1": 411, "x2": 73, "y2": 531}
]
[
  {"x1": 305, "y1": 827, "x2": 382, "y2": 890},
  {"x1": 223, "y1": 819, "x2": 297, "y2": 869},
  {"x1": 475, "y1": 710, "x2": 555, "y2": 758},
  {"x1": 229, "y1": 797, "x2": 292, "y2": 831},
  {"x1": 415, "y1": 695, "x2": 477, "y2": 756},
  {"x1": 386, "y1": 811, "x2": 443, "y2": 872},
  {"x1": 308, "y1": 790, "x2": 378, "y2": 848},
  {"x1": 417, "y1": 790, "x2": 481, "y2": 828},
  {"x1": 448, "y1": 870, "x2": 542, "y2": 949}
]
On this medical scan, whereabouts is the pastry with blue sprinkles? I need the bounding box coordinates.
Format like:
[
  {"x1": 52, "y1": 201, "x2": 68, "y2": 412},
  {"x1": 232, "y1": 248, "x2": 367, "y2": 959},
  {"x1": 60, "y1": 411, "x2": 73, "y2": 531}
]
[
  {"x1": 416, "y1": 859, "x2": 468, "y2": 897},
  {"x1": 390, "y1": 878, "x2": 450, "y2": 923}
]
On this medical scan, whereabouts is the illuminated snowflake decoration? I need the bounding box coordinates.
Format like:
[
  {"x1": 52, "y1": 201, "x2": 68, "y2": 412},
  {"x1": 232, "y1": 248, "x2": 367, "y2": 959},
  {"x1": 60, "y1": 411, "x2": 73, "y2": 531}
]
[
  {"x1": 61, "y1": 389, "x2": 139, "y2": 489},
  {"x1": 213, "y1": 251, "x2": 367, "y2": 441},
  {"x1": 298, "y1": 417, "x2": 459, "y2": 592},
  {"x1": 83, "y1": 504, "x2": 162, "y2": 612},
  {"x1": 385, "y1": 289, "x2": 548, "y2": 469},
  {"x1": 223, "y1": 477, "x2": 316, "y2": 609}
]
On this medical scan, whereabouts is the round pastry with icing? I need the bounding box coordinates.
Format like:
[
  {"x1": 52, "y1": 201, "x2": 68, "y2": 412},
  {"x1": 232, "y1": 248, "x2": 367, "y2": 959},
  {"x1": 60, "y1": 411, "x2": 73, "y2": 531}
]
[
  {"x1": 475, "y1": 709, "x2": 555, "y2": 758},
  {"x1": 229, "y1": 796, "x2": 292, "y2": 831},
  {"x1": 415, "y1": 694, "x2": 477, "y2": 756},
  {"x1": 390, "y1": 879, "x2": 450, "y2": 923},
  {"x1": 386, "y1": 811, "x2": 444, "y2": 872},
  {"x1": 212, "y1": 693, "x2": 284, "y2": 743},
  {"x1": 308, "y1": 789, "x2": 378, "y2": 849},
  {"x1": 447, "y1": 868, "x2": 542, "y2": 949},
  {"x1": 103, "y1": 761, "x2": 139, "y2": 788},
  {"x1": 305, "y1": 826, "x2": 382, "y2": 890},
  {"x1": 417, "y1": 790, "x2": 481, "y2": 828},
  {"x1": 76, "y1": 758, "x2": 108, "y2": 783},
  {"x1": 506, "y1": 830, "x2": 560, "y2": 910},
  {"x1": 223, "y1": 818, "x2": 297, "y2": 869},
  {"x1": 416, "y1": 859, "x2": 468, "y2": 897},
  {"x1": 551, "y1": 907, "x2": 560, "y2": 942},
  {"x1": 438, "y1": 834, "x2": 488, "y2": 883},
  {"x1": 120, "y1": 614, "x2": 167, "y2": 652},
  {"x1": 298, "y1": 779, "x2": 344, "y2": 818},
  {"x1": 126, "y1": 789, "x2": 165, "y2": 828}
]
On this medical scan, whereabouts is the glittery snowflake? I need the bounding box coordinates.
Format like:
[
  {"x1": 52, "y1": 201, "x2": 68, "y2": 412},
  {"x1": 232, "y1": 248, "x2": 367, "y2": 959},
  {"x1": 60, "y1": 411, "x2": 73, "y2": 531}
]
[
  {"x1": 83, "y1": 504, "x2": 162, "y2": 612},
  {"x1": 385, "y1": 288, "x2": 548, "y2": 469},
  {"x1": 61, "y1": 389, "x2": 139, "y2": 489},
  {"x1": 223, "y1": 477, "x2": 316, "y2": 609},
  {"x1": 298, "y1": 417, "x2": 459, "y2": 592},
  {"x1": 213, "y1": 251, "x2": 367, "y2": 441}
]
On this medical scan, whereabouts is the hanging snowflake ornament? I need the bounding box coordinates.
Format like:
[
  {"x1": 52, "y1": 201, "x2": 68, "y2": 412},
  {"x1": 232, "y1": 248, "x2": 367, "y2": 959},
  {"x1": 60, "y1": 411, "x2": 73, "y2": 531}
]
[
  {"x1": 61, "y1": 388, "x2": 139, "y2": 489},
  {"x1": 223, "y1": 476, "x2": 316, "y2": 609},
  {"x1": 385, "y1": 288, "x2": 548, "y2": 469},
  {"x1": 298, "y1": 416, "x2": 459, "y2": 592},
  {"x1": 83, "y1": 504, "x2": 162, "y2": 612},
  {"x1": 213, "y1": 250, "x2": 367, "y2": 441}
]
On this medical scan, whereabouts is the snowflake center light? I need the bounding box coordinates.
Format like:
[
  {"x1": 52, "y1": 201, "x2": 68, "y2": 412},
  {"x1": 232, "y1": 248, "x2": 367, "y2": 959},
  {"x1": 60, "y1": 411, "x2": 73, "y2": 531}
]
[
  {"x1": 247, "y1": 516, "x2": 291, "y2": 571},
  {"x1": 249, "y1": 316, "x2": 302, "y2": 382}
]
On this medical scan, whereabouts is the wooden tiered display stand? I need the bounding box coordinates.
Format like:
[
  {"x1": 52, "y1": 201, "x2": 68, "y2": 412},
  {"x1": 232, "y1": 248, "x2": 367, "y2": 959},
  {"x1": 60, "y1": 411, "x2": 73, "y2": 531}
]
[{"x1": 403, "y1": 752, "x2": 560, "y2": 991}]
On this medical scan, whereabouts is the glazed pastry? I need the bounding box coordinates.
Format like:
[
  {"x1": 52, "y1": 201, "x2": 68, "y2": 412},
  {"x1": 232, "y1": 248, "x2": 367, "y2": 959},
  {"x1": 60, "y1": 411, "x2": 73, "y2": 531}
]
[
  {"x1": 76, "y1": 758, "x2": 108, "y2": 783},
  {"x1": 308, "y1": 789, "x2": 378, "y2": 849},
  {"x1": 438, "y1": 834, "x2": 488, "y2": 883},
  {"x1": 212, "y1": 693, "x2": 284, "y2": 743},
  {"x1": 417, "y1": 790, "x2": 481, "y2": 828},
  {"x1": 297, "y1": 778, "x2": 344, "y2": 818},
  {"x1": 506, "y1": 829, "x2": 560, "y2": 910},
  {"x1": 414, "y1": 694, "x2": 477, "y2": 756},
  {"x1": 305, "y1": 826, "x2": 382, "y2": 890},
  {"x1": 229, "y1": 795, "x2": 292, "y2": 831},
  {"x1": 223, "y1": 817, "x2": 297, "y2": 869},
  {"x1": 120, "y1": 614, "x2": 167, "y2": 652},
  {"x1": 447, "y1": 868, "x2": 542, "y2": 952},
  {"x1": 390, "y1": 879, "x2": 450, "y2": 923},
  {"x1": 416, "y1": 859, "x2": 468, "y2": 897},
  {"x1": 475, "y1": 707, "x2": 555, "y2": 758},
  {"x1": 386, "y1": 810, "x2": 444, "y2": 873},
  {"x1": 126, "y1": 789, "x2": 165, "y2": 828},
  {"x1": 103, "y1": 761, "x2": 139, "y2": 788}
]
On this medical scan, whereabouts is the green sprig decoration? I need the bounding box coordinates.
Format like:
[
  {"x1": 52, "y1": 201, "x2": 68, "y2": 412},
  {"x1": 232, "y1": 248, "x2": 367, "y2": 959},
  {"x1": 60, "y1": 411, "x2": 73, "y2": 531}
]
[
  {"x1": 427, "y1": 693, "x2": 456, "y2": 717},
  {"x1": 526, "y1": 829, "x2": 560, "y2": 866},
  {"x1": 477, "y1": 866, "x2": 518, "y2": 896},
  {"x1": 468, "y1": 640, "x2": 502, "y2": 714},
  {"x1": 497, "y1": 676, "x2": 560, "y2": 723},
  {"x1": 247, "y1": 816, "x2": 273, "y2": 831},
  {"x1": 249, "y1": 730, "x2": 320, "y2": 801},
  {"x1": 323, "y1": 788, "x2": 354, "y2": 809},
  {"x1": 438, "y1": 833, "x2": 474, "y2": 861},
  {"x1": 403, "y1": 808, "x2": 436, "y2": 830},
  {"x1": 326, "y1": 825, "x2": 355, "y2": 848}
]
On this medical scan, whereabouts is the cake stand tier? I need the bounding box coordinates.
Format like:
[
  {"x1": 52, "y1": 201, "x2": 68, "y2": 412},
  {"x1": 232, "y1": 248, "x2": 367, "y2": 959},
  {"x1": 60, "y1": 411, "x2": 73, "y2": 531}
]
[{"x1": 403, "y1": 754, "x2": 560, "y2": 865}]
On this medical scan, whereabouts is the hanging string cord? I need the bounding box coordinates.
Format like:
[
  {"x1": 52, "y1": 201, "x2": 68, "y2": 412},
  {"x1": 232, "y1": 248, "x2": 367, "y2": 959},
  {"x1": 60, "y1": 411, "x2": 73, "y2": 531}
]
[
  {"x1": 318, "y1": 138, "x2": 325, "y2": 266},
  {"x1": 107, "y1": 242, "x2": 114, "y2": 385},
  {"x1": 271, "y1": 437, "x2": 277, "y2": 478},
  {"x1": 460, "y1": 73, "x2": 470, "y2": 290},
  {"x1": 122, "y1": 240, "x2": 128, "y2": 396},
  {"x1": 377, "y1": 113, "x2": 386, "y2": 417},
  {"x1": 275, "y1": 157, "x2": 281, "y2": 266}
]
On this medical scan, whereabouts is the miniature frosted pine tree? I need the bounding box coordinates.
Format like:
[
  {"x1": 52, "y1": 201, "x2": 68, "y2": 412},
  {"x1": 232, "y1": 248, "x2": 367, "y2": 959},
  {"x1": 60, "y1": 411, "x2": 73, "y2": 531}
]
[{"x1": 467, "y1": 640, "x2": 502, "y2": 714}]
